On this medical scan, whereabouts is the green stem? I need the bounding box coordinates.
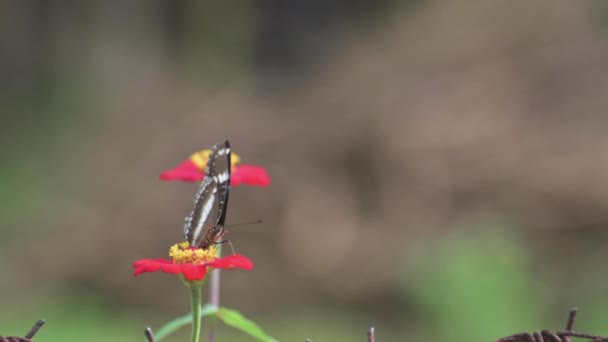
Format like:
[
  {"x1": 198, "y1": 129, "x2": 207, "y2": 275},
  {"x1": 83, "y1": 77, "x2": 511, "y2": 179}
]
[
  {"x1": 208, "y1": 245, "x2": 222, "y2": 342},
  {"x1": 189, "y1": 285, "x2": 202, "y2": 342}
]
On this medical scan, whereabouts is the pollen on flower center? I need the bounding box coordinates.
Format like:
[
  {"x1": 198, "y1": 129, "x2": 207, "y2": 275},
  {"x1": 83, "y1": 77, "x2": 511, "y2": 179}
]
[
  {"x1": 190, "y1": 149, "x2": 241, "y2": 171},
  {"x1": 169, "y1": 242, "x2": 218, "y2": 264}
]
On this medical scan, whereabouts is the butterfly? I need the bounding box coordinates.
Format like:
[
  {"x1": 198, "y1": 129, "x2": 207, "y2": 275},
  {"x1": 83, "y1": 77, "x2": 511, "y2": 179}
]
[{"x1": 183, "y1": 140, "x2": 231, "y2": 250}]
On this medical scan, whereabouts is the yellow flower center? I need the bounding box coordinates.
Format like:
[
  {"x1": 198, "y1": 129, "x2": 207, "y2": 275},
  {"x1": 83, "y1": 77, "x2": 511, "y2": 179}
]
[
  {"x1": 169, "y1": 242, "x2": 218, "y2": 264},
  {"x1": 190, "y1": 149, "x2": 241, "y2": 172}
]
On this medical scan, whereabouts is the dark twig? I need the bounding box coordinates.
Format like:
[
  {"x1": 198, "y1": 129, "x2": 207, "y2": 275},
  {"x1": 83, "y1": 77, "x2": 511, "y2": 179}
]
[
  {"x1": 566, "y1": 308, "x2": 577, "y2": 332},
  {"x1": 496, "y1": 308, "x2": 608, "y2": 342},
  {"x1": 144, "y1": 327, "x2": 155, "y2": 342},
  {"x1": 24, "y1": 320, "x2": 45, "y2": 339},
  {"x1": 368, "y1": 326, "x2": 375, "y2": 342},
  {"x1": 0, "y1": 319, "x2": 45, "y2": 342}
]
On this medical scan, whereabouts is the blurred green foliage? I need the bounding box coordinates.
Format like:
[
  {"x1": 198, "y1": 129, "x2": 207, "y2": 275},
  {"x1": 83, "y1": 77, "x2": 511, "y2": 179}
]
[
  {"x1": 403, "y1": 223, "x2": 543, "y2": 340},
  {"x1": 4, "y1": 221, "x2": 608, "y2": 340},
  {"x1": 0, "y1": 296, "x2": 143, "y2": 342},
  {"x1": 3, "y1": 2, "x2": 608, "y2": 341},
  {"x1": 0, "y1": 74, "x2": 98, "y2": 242}
]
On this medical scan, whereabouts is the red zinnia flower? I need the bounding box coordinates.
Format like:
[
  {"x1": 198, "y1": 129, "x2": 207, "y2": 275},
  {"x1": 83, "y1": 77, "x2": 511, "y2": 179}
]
[
  {"x1": 133, "y1": 243, "x2": 254, "y2": 281},
  {"x1": 160, "y1": 149, "x2": 270, "y2": 186}
]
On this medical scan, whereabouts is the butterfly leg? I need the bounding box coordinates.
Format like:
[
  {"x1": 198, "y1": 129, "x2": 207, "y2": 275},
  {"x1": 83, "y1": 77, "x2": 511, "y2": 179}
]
[{"x1": 214, "y1": 239, "x2": 236, "y2": 255}]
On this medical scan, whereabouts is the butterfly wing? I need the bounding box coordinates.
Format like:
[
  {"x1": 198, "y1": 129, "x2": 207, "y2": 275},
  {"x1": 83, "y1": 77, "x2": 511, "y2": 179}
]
[
  {"x1": 215, "y1": 140, "x2": 231, "y2": 229},
  {"x1": 184, "y1": 140, "x2": 231, "y2": 248}
]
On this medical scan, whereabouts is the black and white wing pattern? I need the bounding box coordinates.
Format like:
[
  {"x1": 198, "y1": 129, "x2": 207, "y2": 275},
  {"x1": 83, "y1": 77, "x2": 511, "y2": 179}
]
[{"x1": 183, "y1": 140, "x2": 231, "y2": 249}]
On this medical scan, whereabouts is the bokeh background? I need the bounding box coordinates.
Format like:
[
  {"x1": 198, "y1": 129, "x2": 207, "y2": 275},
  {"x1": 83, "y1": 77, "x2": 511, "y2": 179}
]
[{"x1": 3, "y1": 1, "x2": 608, "y2": 341}]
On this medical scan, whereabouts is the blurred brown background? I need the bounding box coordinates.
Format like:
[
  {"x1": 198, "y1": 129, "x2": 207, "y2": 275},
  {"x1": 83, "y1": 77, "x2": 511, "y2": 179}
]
[{"x1": 2, "y1": 1, "x2": 608, "y2": 341}]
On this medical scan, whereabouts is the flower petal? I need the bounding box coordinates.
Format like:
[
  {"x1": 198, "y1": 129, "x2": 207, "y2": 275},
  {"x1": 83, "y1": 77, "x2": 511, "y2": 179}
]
[
  {"x1": 232, "y1": 165, "x2": 271, "y2": 187},
  {"x1": 133, "y1": 258, "x2": 209, "y2": 280},
  {"x1": 180, "y1": 264, "x2": 209, "y2": 281},
  {"x1": 160, "y1": 160, "x2": 204, "y2": 182},
  {"x1": 206, "y1": 254, "x2": 254, "y2": 271},
  {"x1": 133, "y1": 258, "x2": 173, "y2": 276},
  {"x1": 133, "y1": 254, "x2": 252, "y2": 281}
]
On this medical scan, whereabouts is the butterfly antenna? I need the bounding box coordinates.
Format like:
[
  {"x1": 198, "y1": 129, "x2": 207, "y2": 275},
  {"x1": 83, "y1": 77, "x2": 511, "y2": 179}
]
[{"x1": 226, "y1": 219, "x2": 263, "y2": 229}]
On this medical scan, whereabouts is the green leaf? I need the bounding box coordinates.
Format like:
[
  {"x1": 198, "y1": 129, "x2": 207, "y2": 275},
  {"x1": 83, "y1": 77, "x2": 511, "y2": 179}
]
[
  {"x1": 217, "y1": 307, "x2": 278, "y2": 342},
  {"x1": 153, "y1": 304, "x2": 218, "y2": 341}
]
